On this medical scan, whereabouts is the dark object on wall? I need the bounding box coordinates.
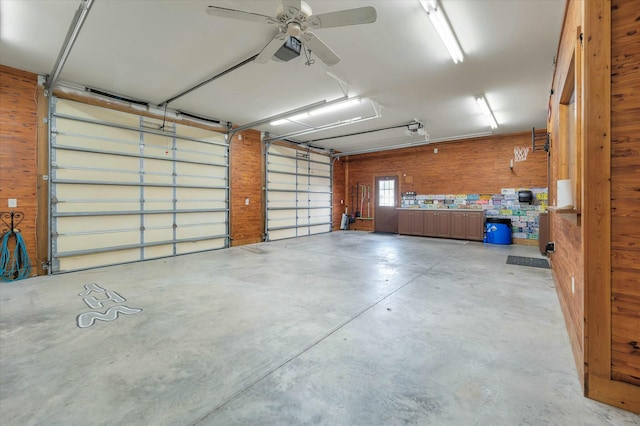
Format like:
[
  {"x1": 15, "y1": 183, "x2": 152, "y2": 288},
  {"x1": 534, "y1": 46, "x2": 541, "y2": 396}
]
[
  {"x1": 518, "y1": 190, "x2": 533, "y2": 204},
  {"x1": 539, "y1": 212, "x2": 550, "y2": 255},
  {"x1": 532, "y1": 127, "x2": 550, "y2": 152}
]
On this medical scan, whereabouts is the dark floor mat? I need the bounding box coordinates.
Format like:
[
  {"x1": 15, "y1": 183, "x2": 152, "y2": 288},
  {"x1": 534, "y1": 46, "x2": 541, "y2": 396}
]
[{"x1": 506, "y1": 255, "x2": 550, "y2": 269}]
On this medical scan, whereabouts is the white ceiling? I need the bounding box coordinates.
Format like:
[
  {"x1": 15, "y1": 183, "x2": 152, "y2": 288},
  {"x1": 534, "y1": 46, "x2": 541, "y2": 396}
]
[{"x1": 0, "y1": 0, "x2": 565, "y2": 154}]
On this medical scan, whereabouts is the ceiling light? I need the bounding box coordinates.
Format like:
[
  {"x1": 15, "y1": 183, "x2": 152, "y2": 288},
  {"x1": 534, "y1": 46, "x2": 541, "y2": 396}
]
[
  {"x1": 270, "y1": 97, "x2": 361, "y2": 126},
  {"x1": 420, "y1": 0, "x2": 464, "y2": 64},
  {"x1": 475, "y1": 95, "x2": 498, "y2": 129}
]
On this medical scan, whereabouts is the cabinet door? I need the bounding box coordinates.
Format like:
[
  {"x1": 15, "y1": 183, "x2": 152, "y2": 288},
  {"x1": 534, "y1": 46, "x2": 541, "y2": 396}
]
[
  {"x1": 450, "y1": 211, "x2": 466, "y2": 239},
  {"x1": 410, "y1": 210, "x2": 424, "y2": 235},
  {"x1": 466, "y1": 212, "x2": 485, "y2": 241},
  {"x1": 423, "y1": 211, "x2": 438, "y2": 236},
  {"x1": 398, "y1": 210, "x2": 411, "y2": 235},
  {"x1": 436, "y1": 211, "x2": 451, "y2": 237}
]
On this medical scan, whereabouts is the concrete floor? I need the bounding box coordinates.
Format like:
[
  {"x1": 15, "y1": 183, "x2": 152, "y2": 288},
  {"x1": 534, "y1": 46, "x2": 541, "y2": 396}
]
[{"x1": 1, "y1": 232, "x2": 638, "y2": 425}]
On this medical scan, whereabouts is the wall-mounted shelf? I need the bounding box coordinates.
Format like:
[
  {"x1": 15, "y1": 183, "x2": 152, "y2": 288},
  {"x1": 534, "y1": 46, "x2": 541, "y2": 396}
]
[
  {"x1": 547, "y1": 206, "x2": 581, "y2": 226},
  {"x1": 547, "y1": 206, "x2": 581, "y2": 214}
]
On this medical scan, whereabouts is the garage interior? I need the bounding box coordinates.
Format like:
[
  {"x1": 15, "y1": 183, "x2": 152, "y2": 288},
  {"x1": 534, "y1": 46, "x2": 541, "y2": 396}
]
[{"x1": 0, "y1": 0, "x2": 638, "y2": 423}]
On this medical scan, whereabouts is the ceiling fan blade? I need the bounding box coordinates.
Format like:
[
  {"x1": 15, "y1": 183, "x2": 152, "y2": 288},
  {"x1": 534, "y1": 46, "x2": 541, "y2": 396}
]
[
  {"x1": 206, "y1": 6, "x2": 277, "y2": 25},
  {"x1": 255, "y1": 32, "x2": 288, "y2": 64},
  {"x1": 308, "y1": 6, "x2": 377, "y2": 29},
  {"x1": 301, "y1": 32, "x2": 340, "y2": 66}
]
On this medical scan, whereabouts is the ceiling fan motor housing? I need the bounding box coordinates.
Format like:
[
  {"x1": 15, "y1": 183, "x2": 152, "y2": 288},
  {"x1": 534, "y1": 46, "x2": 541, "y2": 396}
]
[{"x1": 274, "y1": 36, "x2": 302, "y2": 62}]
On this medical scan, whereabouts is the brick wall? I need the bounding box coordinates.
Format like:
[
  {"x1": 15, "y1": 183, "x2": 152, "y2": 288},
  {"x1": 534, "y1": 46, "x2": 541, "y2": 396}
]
[
  {"x1": 230, "y1": 130, "x2": 263, "y2": 245},
  {"x1": 341, "y1": 131, "x2": 547, "y2": 232},
  {"x1": 0, "y1": 65, "x2": 39, "y2": 274}
]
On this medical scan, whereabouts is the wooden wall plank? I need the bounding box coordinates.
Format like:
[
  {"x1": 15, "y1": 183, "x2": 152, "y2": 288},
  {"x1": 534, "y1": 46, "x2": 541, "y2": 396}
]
[
  {"x1": 610, "y1": 0, "x2": 640, "y2": 392},
  {"x1": 583, "y1": 0, "x2": 612, "y2": 384}
]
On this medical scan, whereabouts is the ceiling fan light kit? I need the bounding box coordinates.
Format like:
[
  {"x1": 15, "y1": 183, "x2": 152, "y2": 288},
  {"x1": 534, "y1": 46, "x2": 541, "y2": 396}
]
[{"x1": 420, "y1": 0, "x2": 464, "y2": 64}]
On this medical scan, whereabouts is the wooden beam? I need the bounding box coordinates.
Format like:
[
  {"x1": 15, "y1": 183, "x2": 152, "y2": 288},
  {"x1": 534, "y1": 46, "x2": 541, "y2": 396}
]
[{"x1": 583, "y1": 0, "x2": 612, "y2": 387}]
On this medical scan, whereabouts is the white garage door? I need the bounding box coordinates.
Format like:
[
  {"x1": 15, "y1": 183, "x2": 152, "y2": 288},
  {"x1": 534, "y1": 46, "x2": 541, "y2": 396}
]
[
  {"x1": 266, "y1": 143, "x2": 332, "y2": 241},
  {"x1": 49, "y1": 98, "x2": 228, "y2": 273}
]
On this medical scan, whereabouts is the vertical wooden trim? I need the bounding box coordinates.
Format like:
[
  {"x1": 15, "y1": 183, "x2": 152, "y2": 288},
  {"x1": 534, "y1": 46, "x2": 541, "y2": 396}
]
[
  {"x1": 36, "y1": 82, "x2": 49, "y2": 275},
  {"x1": 583, "y1": 0, "x2": 612, "y2": 383}
]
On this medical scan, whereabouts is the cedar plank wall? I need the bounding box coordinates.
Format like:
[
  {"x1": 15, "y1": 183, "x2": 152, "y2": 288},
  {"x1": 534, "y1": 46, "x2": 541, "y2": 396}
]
[
  {"x1": 550, "y1": 0, "x2": 640, "y2": 412},
  {"x1": 610, "y1": 0, "x2": 640, "y2": 388},
  {"x1": 343, "y1": 131, "x2": 547, "y2": 232},
  {"x1": 0, "y1": 65, "x2": 38, "y2": 273},
  {"x1": 547, "y1": 0, "x2": 585, "y2": 386},
  {"x1": 230, "y1": 130, "x2": 263, "y2": 246}
]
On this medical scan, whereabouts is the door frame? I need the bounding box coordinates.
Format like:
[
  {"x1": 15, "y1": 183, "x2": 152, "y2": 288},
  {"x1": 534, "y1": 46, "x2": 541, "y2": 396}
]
[{"x1": 374, "y1": 175, "x2": 399, "y2": 233}]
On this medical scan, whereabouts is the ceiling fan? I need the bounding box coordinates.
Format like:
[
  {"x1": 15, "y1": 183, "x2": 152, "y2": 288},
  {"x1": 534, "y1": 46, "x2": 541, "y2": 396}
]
[{"x1": 206, "y1": 0, "x2": 377, "y2": 66}]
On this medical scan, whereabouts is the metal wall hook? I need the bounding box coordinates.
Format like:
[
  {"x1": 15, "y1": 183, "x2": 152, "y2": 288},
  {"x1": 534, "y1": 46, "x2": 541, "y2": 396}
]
[{"x1": 1, "y1": 211, "x2": 24, "y2": 234}]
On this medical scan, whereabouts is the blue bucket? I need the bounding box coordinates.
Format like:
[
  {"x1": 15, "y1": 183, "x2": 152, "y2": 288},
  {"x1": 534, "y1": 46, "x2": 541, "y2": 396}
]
[{"x1": 485, "y1": 218, "x2": 512, "y2": 245}]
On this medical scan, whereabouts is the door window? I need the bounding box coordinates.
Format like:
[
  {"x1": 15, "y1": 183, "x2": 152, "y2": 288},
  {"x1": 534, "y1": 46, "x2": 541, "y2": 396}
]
[{"x1": 378, "y1": 179, "x2": 396, "y2": 207}]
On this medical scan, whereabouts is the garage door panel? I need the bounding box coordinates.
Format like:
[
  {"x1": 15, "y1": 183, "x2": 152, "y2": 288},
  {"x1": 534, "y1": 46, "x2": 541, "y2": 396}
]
[
  {"x1": 56, "y1": 214, "x2": 139, "y2": 233},
  {"x1": 50, "y1": 98, "x2": 229, "y2": 273},
  {"x1": 144, "y1": 187, "x2": 174, "y2": 210},
  {"x1": 310, "y1": 224, "x2": 331, "y2": 234},
  {"x1": 176, "y1": 162, "x2": 226, "y2": 179},
  {"x1": 144, "y1": 229, "x2": 174, "y2": 243},
  {"x1": 57, "y1": 229, "x2": 140, "y2": 253},
  {"x1": 58, "y1": 249, "x2": 140, "y2": 272},
  {"x1": 57, "y1": 99, "x2": 139, "y2": 126},
  {"x1": 268, "y1": 228, "x2": 298, "y2": 241},
  {"x1": 266, "y1": 143, "x2": 332, "y2": 241},
  {"x1": 176, "y1": 211, "x2": 225, "y2": 225},
  {"x1": 55, "y1": 120, "x2": 140, "y2": 148},
  {"x1": 143, "y1": 213, "x2": 173, "y2": 228},
  {"x1": 176, "y1": 239, "x2": 225, "y2": 254},
  {"x1": 177, "y1": 224, "x2": 226, "y2": 240},
  {"x1": 175, "y1": 188, "x2": 227, "y2": 210},
  {"x1": 143, "y1": 245, "x2": 174, "y2": 259}
]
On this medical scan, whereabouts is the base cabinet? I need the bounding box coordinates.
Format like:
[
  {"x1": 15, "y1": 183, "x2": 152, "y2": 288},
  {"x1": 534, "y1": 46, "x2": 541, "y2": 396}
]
[
  {"x1": 399, "y1": 210, "x2": 484, "y2": 241},
  {"x1": 398, "y1": 210, "x2": 424, "y2": 236}
]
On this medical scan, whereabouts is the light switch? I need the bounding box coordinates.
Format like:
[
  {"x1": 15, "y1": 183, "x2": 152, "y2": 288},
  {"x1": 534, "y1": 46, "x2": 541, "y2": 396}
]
[
  {"x1": 245, "y1": 198, "x2": 250, "y2": 205},
  {"x1": 8, "y1": 199, "x2": 17, "y2": 208}
]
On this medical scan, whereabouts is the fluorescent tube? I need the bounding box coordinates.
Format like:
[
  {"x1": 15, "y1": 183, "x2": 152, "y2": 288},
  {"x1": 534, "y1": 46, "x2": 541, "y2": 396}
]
[
  {"x1": 420, "y1": 0, "x2": 464, "y2": 64},
  {"x1": 475, "y1": 95, "x2": 498, "y2": 129},
  {"x1": 270, "y1": 98, "x2": 361, "y2": 126}
]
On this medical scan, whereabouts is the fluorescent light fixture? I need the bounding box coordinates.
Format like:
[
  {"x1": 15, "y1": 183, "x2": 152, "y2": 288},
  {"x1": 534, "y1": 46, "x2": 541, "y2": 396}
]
[
  {"x1": 270, "y1": 97, "x2": 361, "y2": 126},
  {"x1": 420, "y1": 0, "x2": 464, "y2": 64},
  {"x1": 475, "y1": 95, "x2": 498, "y2": 129}
]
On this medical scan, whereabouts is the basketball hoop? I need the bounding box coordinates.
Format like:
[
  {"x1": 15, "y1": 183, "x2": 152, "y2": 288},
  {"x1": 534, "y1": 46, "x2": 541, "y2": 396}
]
[{"x1": 514, "y1": 146, "x2": 529, "y2": 162}]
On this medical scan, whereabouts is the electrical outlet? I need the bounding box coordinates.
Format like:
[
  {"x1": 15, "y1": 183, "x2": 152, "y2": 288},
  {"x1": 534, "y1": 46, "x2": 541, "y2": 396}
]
[
  {"x1": 434, "y1": 148, "x2": 438, "y2": 154},
  {"x1": 8, "y1": 199, "x2": 17, "y2": 208},
  {"x1": 245, "y1": 198, "x2": 250, "y2": 206},
  {"x1": 571, "y1": 276, "x2": 575, "y2": 294}
]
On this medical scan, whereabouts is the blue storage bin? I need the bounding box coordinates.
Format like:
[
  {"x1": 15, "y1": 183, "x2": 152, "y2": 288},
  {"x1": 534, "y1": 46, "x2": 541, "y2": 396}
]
[{"x1": 485, "y1": 218, "x2": 512, "y2": 245}]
